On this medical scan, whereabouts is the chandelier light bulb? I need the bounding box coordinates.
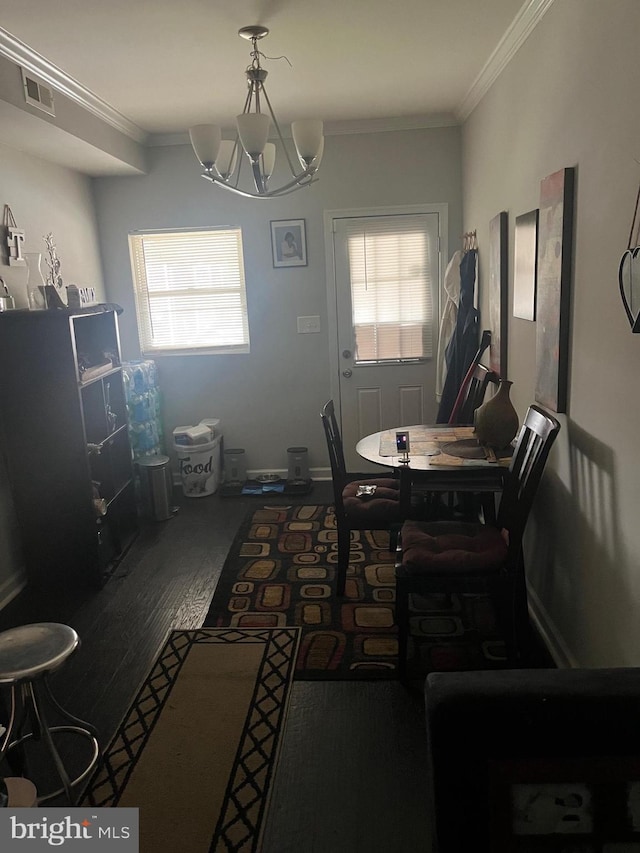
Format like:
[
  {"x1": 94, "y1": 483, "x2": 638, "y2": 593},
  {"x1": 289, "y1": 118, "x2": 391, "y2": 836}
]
[
  {"x1": 214, "y1": 140, "x2": 238, "y2": 180},
  {"x1": 292, "y1": 120, "x2": 324, "y2": 168},
  {"x1": 236, "y1": 113, "x2": 270, "y2": 161},
  {"x1": 189, "y1": 124, "x2": 221, "y2": 170},
  {"x1": 260, "y1": 143, "x2": 276, "y2": 180}
]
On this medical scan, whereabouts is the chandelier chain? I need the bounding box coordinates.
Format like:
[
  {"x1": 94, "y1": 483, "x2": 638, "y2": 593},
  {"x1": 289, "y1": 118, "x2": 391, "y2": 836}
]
[{"x1": 247, "y1": 45, "x2": 293, "y2": 72}]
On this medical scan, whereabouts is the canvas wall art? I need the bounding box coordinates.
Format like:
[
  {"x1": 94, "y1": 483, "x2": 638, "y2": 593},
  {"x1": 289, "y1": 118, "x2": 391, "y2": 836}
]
[
  {"x1": 535, "y1": 167, "x2": 575, "y2": 413},
  {"x1": 488, "y1": 211, "x2": 508, "y2": 378},
  {"x1": 513, "y1": 209, "x2": 539, "y2": 321}
]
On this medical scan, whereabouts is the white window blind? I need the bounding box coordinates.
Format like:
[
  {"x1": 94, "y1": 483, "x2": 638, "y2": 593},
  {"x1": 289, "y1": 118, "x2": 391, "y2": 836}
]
[
  {"x1": 341, "y1": 215, "x2": 435, "y2": 363},
  {"x1": 128, "y1": 228, "x2": 250, "y2": 356}
]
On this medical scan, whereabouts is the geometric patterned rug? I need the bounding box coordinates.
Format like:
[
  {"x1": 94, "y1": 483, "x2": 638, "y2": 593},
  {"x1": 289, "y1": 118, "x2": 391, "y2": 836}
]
[
  {"x1": 81, "y1": 627, "x2": 299, "y2": 852},
  {"x1": 202, "y1": 504, "x2": 506, "y2": 680}
]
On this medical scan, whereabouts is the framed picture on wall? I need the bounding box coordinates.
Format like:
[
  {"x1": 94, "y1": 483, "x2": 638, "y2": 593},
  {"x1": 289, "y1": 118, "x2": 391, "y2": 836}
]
[
  {"x1": 489, "y1": 211, "x2": 508, "y2": 378},
  {"x1": 535, "y1": 167, "x2": 575, "y2": 413},
  {"x1": 270, "y1": 219, "x2": 307, "y2": 268},
  {"x1": 513, "y1": 209, "x2": 539, "y2": 321}
]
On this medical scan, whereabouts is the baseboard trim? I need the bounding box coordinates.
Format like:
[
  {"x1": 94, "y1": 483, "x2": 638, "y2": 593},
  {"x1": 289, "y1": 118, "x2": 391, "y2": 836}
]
[
  {"x1": 171, "y1": 467, "x2": 333, "y2": 487},
  {"x1": 0, "y1": 571, "x2": 27, "y2": 612},
  {"x1": 527, "y1": 583, "x2": 579, "y2": 669}
]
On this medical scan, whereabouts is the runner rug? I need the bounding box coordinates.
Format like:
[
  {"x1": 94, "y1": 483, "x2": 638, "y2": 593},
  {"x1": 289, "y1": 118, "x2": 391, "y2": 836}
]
[
  {"x1": 82, "y1": 627, "x2": 299, "y2": 852},
  {"x1": 202, "y1": 504, "x2": 506, "y2": 680}
]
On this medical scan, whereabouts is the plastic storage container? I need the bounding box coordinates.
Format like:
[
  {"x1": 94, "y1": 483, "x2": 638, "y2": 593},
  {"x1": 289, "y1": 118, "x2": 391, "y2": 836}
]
[
  {"x1": 287, "y1": 446, "x2": 310, "y2": 482},
  {"x1": 174, "y1": 435, "x2": 222, "y2": 497},
  {"x1": 223, "y1": 448, "x2": 247, "y2": 483},
  {"x1": 199, "y1": 418, "x2": 221, "y2": 438},
  {"x1": 173, "y1": 424, "x2": 211, "y2": 445}
]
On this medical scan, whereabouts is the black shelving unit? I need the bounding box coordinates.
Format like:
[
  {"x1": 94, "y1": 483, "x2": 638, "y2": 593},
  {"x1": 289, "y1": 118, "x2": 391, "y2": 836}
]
[{"x1": 0, "y1": 306, "x2": 138, "y2": 588}]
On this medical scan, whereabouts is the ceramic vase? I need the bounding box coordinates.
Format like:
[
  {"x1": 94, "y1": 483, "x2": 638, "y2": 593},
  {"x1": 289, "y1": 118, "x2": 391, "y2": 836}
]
[
  {"x1": 474, "y1": 379, "x2": 519, "y2": 449},
  {"x1": 24, "y1": 253, "x2": 47, "y2": 310}
]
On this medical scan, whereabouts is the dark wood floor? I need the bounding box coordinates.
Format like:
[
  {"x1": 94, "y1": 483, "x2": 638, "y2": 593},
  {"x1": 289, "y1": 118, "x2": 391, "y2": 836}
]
[{"x1": 0, "y1": 482, "x2": 434, "y2": 852}]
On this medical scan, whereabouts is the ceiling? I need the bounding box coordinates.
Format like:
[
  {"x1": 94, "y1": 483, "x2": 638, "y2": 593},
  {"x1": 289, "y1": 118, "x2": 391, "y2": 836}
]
[{"x1": 0, "y1": 0, "x2": 534, "y2": 142}]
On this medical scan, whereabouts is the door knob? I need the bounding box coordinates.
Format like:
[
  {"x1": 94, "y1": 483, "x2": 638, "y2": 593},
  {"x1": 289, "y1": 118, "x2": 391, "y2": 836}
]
[{"x1": 342, "y1": 369, "x2": 353, "y2": 378}]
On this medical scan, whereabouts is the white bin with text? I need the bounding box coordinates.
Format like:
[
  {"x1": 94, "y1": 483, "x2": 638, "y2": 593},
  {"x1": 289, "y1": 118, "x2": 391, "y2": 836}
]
[{"x1": 174, "y1": 435, "x2": 222, "y2": 497}]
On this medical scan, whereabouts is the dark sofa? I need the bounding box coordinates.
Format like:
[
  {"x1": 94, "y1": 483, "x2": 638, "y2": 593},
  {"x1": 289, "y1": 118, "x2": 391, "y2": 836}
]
[{"x1": 425, "y1": 667, "x2": 640, "y2": 852}]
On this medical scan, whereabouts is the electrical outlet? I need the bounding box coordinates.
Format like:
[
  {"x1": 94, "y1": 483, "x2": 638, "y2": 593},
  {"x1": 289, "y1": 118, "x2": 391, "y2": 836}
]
[{"x1": 297, "y1": 315, "x2": 321, "y2": 334}]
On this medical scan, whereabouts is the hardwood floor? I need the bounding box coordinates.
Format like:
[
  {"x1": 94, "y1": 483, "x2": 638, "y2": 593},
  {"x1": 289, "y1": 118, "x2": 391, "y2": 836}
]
[
  {"x1": 261, "y1": 681, "x2": 432, "y2": 853},
  {"x1": 0, "y1": 483, "x2": 433, "y2": 851}
]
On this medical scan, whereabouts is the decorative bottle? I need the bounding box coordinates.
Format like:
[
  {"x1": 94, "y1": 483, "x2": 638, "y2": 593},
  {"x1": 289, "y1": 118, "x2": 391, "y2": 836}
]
[
  {"x1": 474, "y1": 379, "x2": 519, "y2": 450},
  {"x1": 24, "y1": 253, "x2": 47, "y2": 310}
]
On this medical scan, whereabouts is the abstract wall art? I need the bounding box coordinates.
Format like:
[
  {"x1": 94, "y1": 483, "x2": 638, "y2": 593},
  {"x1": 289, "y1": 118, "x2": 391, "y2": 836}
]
[
  {"x1": 489, "y1": 211, "x2": 508, "y2": 378},
  {"x1": 535, "y1": 167, "x2": 575, "y2": 414},
  {"x1": 513, "y1": 209, "x2": 539, "y2": 322}
]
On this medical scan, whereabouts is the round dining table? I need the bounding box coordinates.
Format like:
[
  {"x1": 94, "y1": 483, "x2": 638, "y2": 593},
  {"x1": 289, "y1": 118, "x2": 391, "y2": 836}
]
[{"x1": 356, "y1": 423, "x2": 509, "y2": 497}]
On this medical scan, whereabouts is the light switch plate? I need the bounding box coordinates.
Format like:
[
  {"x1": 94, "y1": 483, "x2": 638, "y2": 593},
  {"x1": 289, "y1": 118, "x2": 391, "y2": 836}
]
[{"x1": 297, "y1": 315, "x2": 321, "y2": 334}]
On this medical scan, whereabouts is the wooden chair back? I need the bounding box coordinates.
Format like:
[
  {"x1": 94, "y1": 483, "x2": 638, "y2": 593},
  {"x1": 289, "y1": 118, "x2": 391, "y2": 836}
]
[
  {"x1": 453, "y1": 363, "x2": 499, "y2": 425},
  {"x1": 497, "y1": 404, "x2": 561, "y2": 555},
  {"x1": 321, "y1": 399, "x2": 348, "y2": 509}
]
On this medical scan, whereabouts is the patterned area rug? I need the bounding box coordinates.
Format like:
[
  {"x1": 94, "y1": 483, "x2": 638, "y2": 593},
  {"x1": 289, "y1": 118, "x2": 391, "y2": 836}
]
[
  {"x1": 203, "y1": 504, "x2": 506, "y2": 680},
  {"x1": 82, "y1": 627, "x2": 299, "y2": 852}
]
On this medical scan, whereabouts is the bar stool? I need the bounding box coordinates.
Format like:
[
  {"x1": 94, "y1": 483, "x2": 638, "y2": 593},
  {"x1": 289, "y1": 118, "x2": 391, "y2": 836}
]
[{"x1": 0, "y1": 623, "x2": 100, "y2": 804}]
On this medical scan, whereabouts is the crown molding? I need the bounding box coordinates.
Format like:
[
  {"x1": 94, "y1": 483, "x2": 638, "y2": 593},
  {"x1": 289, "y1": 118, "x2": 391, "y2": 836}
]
[
  {"x1": 0, "y1": 26, "x2": 147, "y2": 144},
  {"x1": 0, "y1": 1, "x2": 554, "y2": 152},
  {"x1": 323, "y1": 114, "x2": 459, "y2": 136},
  {"x1": 149, "y1": 113, "x2": 459, "y2": 147},
  {"x1": 456, "y1": 0, "x2": 556, "y2": 122}
]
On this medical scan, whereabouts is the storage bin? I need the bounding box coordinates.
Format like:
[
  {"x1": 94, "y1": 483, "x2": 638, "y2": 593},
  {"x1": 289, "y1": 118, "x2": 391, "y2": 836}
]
[
  {"x1": 174, "y1": 435, "x2": 222, "y2": 497},
  {"x1": 223, "y1": 448, "x2": 247, "y2": 483},
  {"x1": 287, "y1": 446, "x2": 310, "y2": 482}
]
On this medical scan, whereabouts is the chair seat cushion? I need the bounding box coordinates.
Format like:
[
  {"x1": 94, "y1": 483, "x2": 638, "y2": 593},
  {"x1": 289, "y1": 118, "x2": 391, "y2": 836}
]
[
  {"x1": 400, "y1": 519, "x2": 508, "y2": 576},
  {"x1": 343, "y1": 477, "x2": 403, "y2": 526}
]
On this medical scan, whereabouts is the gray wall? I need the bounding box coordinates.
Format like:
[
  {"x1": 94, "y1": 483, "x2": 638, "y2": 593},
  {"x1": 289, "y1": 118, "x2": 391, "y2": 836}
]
[
  {"x1": 462, "y1": 0, "x2": 640, "y2": 666},
  {"x1": 0, "y1": 126, "x2": 460, "y2": 602},
  {"x1": 93, "y1": 126, "x2": 462, "y2": 475},
  {"x1": 0, "y1": 143, "x2": 105, "y2": 604}
]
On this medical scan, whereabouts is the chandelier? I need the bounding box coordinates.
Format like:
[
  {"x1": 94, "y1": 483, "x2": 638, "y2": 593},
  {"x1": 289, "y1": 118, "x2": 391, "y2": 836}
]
[{"x1": 189, "y1": 26, "x2": 324, "y2": 200}]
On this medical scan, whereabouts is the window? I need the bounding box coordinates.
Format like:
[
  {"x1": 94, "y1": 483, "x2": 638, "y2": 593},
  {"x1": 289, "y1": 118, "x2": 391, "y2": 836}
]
[
  {"x1": 338, "y1": 214, "x2": 436, "y2": 363},
  {"x1": 128, "y1": 227, "x2": 250, "y2": 356}
]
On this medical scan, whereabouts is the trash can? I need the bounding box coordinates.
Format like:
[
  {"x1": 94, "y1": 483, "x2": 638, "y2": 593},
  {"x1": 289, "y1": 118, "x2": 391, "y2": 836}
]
[{"x1": 136, "y1": 455, "x2": 177, "y2": 521}]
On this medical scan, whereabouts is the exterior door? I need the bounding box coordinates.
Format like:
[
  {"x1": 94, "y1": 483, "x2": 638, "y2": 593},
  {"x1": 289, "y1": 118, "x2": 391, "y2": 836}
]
[{"x1": 327, "y1": 206, "x2": 445, "y2": 470}]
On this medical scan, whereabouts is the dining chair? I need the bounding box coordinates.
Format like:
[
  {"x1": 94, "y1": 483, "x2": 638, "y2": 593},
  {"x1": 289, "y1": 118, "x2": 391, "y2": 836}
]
[
  {"x1": 441, "y1": 329, "x2": 492, "y2": 425},
  {"x1": 321, "y1": 399, "x2": 411, "y2": 596},
  {"x1": 418, "y1": 362, "x2": 500, "y2": 522},
  {"x1": 449, "y1": 362, "x2": 499, "y2": 426},
  {"x1": 395, "y1": 404, "x2": 561, "y2": 678}
]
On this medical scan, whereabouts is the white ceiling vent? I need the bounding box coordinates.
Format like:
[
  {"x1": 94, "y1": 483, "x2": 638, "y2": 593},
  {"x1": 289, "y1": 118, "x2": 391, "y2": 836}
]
[{"x1": 21, "y1": 68, "x2": 55, "y2": 117}]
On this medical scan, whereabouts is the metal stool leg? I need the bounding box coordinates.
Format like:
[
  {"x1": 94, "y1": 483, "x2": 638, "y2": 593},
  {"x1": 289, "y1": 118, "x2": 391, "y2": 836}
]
[
  {"x1": 0, "y1": 684, "x2": 28, "y2": 777},
  {"x1": 42, "y1": 679, "x2": 98, "y2": 737},
  {"x1": 3, "y1": 677, "x2": 100, "y2": 804},
  {"x1": 28, "y1": 681, "x2": 74, "y2": 804}
]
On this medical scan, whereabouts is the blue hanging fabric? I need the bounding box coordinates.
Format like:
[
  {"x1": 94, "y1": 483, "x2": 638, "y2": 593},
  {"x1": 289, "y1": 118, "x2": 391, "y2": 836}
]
[{"x1": 436, "y1": 248, "x2": 480, "y2": 423}]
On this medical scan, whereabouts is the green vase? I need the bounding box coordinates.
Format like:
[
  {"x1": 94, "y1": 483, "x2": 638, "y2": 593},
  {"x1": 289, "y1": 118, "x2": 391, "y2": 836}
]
[{"x1": 474, "y1": 379, "x2": 519, "y2": 450}]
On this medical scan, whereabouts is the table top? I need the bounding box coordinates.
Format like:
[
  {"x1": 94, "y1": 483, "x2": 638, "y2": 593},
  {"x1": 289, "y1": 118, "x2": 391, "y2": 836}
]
[{"x1": 356, "y1": 424, "x2": 510, "y2": 491}]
